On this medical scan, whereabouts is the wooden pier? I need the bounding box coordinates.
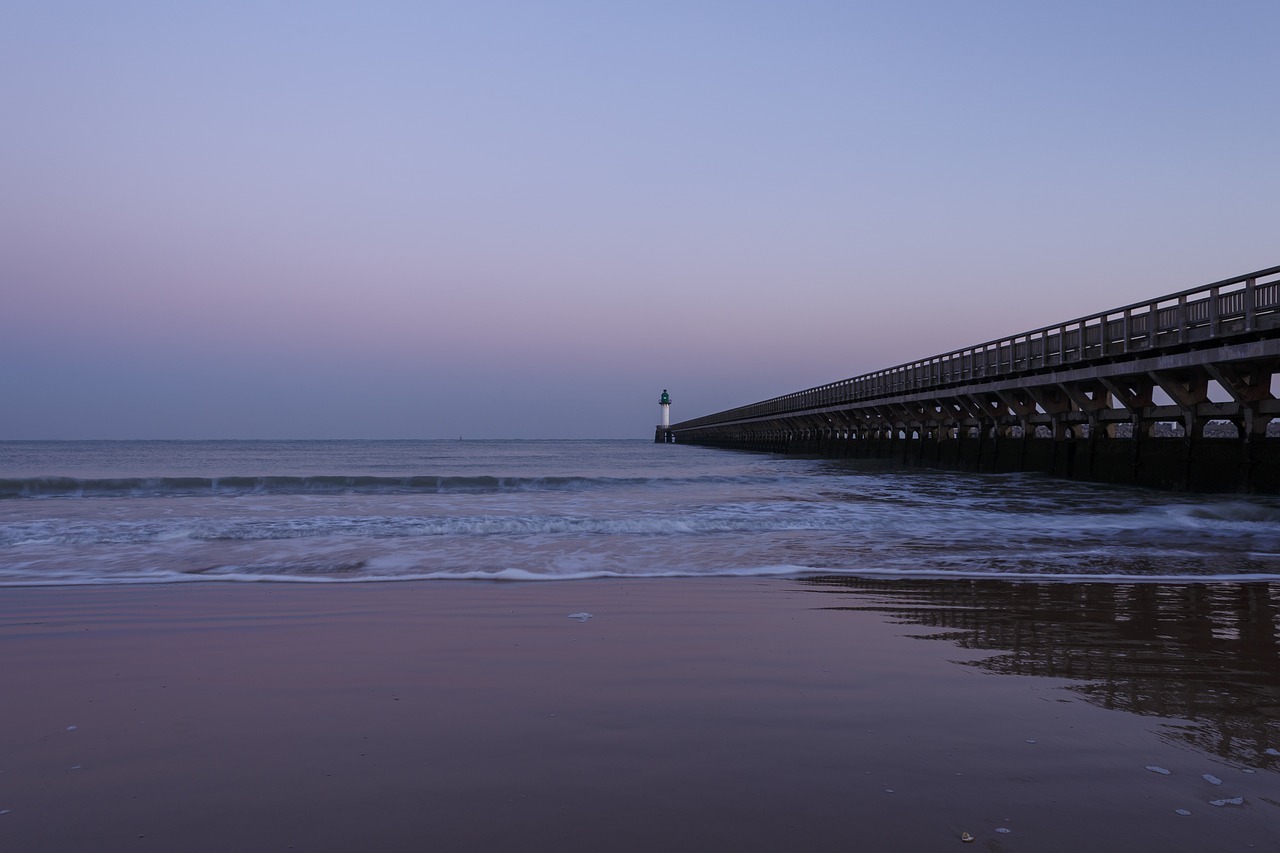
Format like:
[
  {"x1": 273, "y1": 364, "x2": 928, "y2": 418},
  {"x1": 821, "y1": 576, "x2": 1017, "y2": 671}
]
[{"x1": 669, "y1": 265, "x2": 1280, "y2": 492}]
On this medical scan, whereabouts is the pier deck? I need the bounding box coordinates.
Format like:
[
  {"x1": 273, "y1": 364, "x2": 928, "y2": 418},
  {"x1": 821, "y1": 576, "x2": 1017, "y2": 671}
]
[{"x1": 669, "y1": 265, "x2": 1280, "y2": 492}]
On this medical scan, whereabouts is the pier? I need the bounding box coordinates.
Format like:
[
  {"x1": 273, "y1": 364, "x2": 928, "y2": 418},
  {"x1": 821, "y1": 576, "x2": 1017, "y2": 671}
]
[{"x1": 669, "y1": 265, "x2": 1280, "y2": 492}]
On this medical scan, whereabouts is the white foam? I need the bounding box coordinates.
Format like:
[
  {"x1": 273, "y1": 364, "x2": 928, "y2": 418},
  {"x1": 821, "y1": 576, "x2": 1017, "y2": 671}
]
[
  {"x1": 10, "y1": 561, "x2": 1279, "y2": 588},
  {"x1": 1209, "y1": 797, "x2": 1243, "y2": 807},
  {"x1": 566, "y1": 612, "x2": 592, "y2": 622},
  {"x1": 1146, "y1": 765, "x2": 1171, "y2": 775},
  {"x1": 1202, "y1": 774, "x2": 1222, "y2": 785}
]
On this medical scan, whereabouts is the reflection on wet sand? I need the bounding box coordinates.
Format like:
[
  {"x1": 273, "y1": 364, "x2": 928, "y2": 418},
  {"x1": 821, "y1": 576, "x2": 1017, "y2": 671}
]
[{"x1": 802, "y1": 576, "x2": 1280, "y2": 767}]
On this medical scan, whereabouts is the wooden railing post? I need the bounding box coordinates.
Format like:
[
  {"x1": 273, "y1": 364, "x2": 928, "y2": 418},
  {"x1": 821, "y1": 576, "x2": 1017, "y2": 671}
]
[{"x1": 1245, "y1": 278, "x2": 1256, "y2": 332}]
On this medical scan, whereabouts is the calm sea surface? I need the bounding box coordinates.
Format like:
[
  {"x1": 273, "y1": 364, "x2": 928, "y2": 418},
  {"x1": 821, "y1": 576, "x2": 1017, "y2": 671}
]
[{"x1": 2, "y1": 439, "x2": 1280, "y2": 586}]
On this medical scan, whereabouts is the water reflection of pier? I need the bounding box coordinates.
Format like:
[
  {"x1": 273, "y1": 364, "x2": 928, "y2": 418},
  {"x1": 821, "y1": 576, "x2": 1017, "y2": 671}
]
[{"x1": 803, "y1": 577, "x2": 1280, "y2": 766}]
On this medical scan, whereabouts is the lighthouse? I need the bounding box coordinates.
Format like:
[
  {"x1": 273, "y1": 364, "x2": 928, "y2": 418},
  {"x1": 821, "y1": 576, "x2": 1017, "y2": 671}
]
[{"x1": 655, "y1": 389, "x2": 673, "y2": 443}]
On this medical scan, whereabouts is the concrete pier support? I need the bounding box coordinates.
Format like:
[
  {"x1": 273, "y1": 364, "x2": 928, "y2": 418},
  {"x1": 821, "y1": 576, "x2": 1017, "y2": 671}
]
[{"x1": 673, "y1": 423, "x2": 1279, "y2": 492}]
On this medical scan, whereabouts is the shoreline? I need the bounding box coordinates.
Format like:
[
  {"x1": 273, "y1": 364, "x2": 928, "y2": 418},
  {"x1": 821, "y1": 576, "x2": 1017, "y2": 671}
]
[
  {"x1": 4, "y1": 577, "x2": 1279, "y2": 851},
  {"x1": 5, "y1": 567, "x2": 1280, "y2": 588}
]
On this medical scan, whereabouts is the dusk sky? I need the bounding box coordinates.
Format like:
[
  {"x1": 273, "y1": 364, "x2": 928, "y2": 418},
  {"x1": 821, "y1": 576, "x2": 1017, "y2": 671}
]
[{"x1": 2, "y1": 1, "x2": 1276, "y2": 439}]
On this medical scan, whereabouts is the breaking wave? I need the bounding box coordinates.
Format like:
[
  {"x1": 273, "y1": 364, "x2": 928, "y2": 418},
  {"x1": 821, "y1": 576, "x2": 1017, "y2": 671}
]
[{"x1": 0, "y1": 473, "x2": 779, "y2": 499}]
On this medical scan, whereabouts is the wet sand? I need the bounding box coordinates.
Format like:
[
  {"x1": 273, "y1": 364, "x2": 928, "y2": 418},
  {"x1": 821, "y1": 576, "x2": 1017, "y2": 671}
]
[{"x1": 2, "y1": 578, "x2": 1278, "y2": 852}]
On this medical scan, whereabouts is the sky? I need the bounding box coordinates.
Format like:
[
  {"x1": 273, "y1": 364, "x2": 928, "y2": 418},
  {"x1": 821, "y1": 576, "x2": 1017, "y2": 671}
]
[{"x1": 1, "y1": 1, "x2": 1277, "y2": 439}]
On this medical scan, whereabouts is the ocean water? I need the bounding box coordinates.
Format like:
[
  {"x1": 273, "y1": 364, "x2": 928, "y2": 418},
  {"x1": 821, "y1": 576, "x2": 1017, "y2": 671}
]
[{"x1": 2, "y1": 439, "x2": 1280, "y2": 586}]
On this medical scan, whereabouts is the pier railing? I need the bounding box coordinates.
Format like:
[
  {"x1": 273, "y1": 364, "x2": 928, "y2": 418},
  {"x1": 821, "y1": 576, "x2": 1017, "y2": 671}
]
[{"x1": 674, "y1": 265, "x2": 1280, "y2": 430}]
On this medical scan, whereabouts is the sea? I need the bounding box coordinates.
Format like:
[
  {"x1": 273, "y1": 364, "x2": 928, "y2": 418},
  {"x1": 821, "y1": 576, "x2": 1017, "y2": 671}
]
[{"x1": 2, "y1": 438, "x2": 1280, "y2": 587}]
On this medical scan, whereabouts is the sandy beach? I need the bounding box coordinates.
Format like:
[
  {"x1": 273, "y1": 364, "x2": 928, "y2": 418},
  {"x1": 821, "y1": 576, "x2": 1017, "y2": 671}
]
[{"x1": 3, "y1": 578, "x2": 1278, "y2": 852}]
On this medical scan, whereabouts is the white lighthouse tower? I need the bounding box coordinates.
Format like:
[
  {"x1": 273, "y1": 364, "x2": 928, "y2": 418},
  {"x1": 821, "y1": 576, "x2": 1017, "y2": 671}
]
[{"x1": 655, "y1": 389, "x2": 672, "y2": 443}]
